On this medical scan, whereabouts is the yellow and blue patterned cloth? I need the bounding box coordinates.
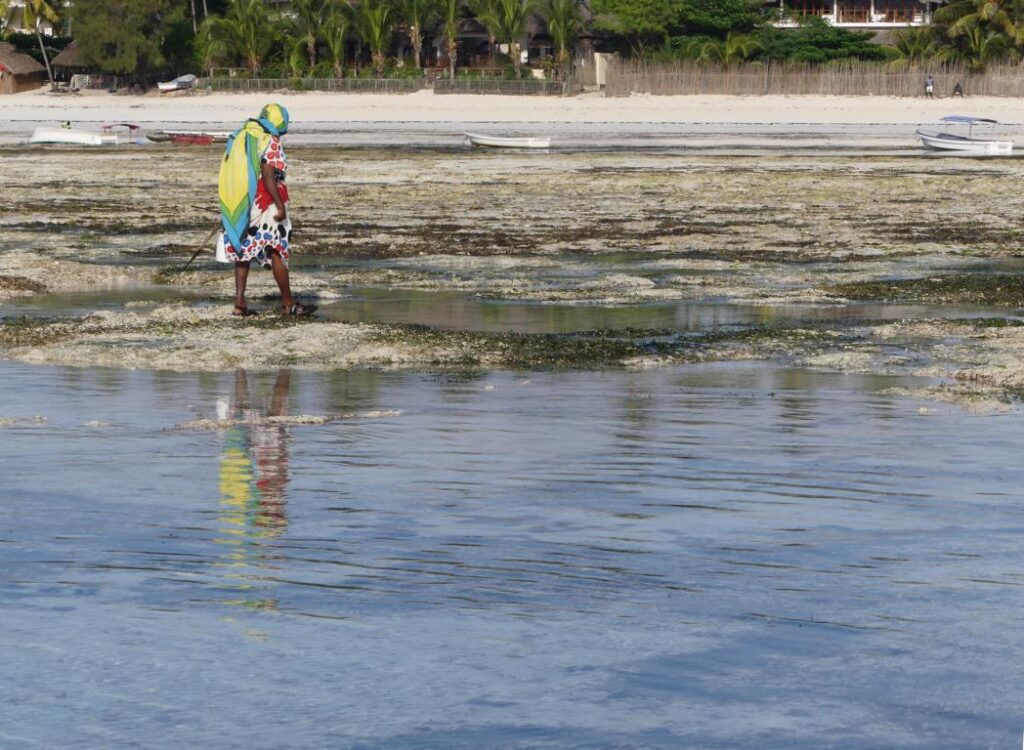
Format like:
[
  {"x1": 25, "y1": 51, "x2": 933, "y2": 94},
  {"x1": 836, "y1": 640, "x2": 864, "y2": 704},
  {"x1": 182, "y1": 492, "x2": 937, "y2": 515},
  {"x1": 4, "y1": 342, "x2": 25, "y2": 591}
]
[{"x1": 218, "y1": 104, "x2": 290, "y2": 253}]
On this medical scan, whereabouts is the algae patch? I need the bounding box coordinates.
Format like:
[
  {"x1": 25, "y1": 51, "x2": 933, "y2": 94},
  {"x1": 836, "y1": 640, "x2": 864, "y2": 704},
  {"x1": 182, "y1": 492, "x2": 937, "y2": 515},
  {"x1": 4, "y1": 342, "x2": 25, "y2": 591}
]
[{"x1": 830, "y1": 274, "x2": 1024, "y2": 307}]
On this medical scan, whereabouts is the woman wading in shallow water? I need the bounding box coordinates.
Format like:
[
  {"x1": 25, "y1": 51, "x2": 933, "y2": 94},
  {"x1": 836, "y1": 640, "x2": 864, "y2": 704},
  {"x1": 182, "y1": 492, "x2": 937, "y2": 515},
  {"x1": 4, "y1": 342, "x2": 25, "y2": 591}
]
[{"x1": 217, "y1": 103, "x2": 316, "y2": 317}]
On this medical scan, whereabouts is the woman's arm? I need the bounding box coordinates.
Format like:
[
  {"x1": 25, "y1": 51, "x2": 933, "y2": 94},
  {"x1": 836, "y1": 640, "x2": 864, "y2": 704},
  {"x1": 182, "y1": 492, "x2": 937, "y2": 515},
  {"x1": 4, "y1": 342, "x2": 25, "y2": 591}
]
[{"x1": 261, "y1": 161, "x2": 287, "y2": 222}]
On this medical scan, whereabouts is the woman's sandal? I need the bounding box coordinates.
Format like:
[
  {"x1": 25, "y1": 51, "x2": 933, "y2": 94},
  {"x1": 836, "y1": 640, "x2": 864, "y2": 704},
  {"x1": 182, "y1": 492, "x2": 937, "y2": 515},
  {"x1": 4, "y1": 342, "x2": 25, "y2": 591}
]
[
  {"x1": 282, "y1": 301, "x2": 317, "y2": 317},
  {"x1": 232, "y1": 305, "x2": 259, "y2": 317}
]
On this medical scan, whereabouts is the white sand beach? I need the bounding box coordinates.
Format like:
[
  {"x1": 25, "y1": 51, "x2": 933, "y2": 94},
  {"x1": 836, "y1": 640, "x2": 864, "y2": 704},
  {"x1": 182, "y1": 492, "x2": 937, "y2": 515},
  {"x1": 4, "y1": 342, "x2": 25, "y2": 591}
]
[{"x1": 4, "y1": 87, "x2": 1024, "y2": 129}]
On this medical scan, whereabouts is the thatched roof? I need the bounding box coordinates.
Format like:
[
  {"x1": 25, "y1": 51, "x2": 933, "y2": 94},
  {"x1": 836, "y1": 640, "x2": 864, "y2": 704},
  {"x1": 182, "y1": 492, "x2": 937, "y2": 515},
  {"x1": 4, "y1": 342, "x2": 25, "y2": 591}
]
[
  {"x1": 0, "y1": 43, "x2": 46, "y2": 76},
  {"x1": 52, "y1": 40, "x2": 87, "y2": 69}
]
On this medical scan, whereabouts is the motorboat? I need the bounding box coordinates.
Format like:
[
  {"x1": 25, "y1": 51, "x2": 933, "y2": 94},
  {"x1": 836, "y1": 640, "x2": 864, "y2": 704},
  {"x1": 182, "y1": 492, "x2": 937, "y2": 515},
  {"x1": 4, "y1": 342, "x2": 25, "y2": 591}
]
[
  {"x1": 30, "y1": 122, "x2": 144, "y2": 146},
  {"x1": 466, "y1": 132, "x2": 551, "y2": 149},
  {"x1": 157, "y1": 73, "x2": 197, "y2": 93},
  {"x1": 916, "y1": 116, "x2": 1013, "y2": 155}
]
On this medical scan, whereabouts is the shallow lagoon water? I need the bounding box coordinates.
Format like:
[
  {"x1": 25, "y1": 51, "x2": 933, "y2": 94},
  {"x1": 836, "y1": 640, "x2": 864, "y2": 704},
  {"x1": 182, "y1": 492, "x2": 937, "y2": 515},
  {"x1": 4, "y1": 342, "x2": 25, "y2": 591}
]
[
  {"x1": 315, "y1": 287, "x2": 1015, "y2": 333},
  {"x1": 3, "y1": 360, "x2": 1024, "y2": 749}
]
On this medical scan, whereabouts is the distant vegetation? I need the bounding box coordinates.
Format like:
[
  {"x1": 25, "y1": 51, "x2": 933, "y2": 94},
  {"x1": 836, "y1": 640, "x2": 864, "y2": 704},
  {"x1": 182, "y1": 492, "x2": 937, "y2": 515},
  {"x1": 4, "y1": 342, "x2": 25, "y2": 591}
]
[
  {"x1": 594, "y1": 0, "x2": 1024, "y2": 70},
  {"x1": 888, "y1": 0, "x2": 1024, "y2": 71},
  {"x1": 2, "y1": 0, "x2": 1021, "y2": 81}
]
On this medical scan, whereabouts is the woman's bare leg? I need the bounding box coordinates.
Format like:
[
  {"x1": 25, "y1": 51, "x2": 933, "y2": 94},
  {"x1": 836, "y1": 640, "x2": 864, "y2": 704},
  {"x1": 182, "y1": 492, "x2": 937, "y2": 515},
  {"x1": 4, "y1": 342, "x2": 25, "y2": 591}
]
[
  {"x1": 234, "y1": 261, "x2": 251, "y2": 310},
  {"x1": 270, "y1": 251, "x2": 294, "y2": 309},
  {"x1": 269, "y1": 369, "x2": 291, "y2": 416}
]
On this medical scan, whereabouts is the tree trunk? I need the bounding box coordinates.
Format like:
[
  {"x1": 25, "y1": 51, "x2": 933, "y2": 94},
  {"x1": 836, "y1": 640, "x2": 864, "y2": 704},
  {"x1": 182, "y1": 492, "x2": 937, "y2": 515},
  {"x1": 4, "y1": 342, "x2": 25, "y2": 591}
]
[
  {"x1": 448, "y1": 39, "x2": 457, "y2": 78},
  {"x1": 190, "y1": 0, "x2": 197, "y2": 33},
  {"x1": 202, "y1": 0, "x2": 209, "y2": 17},
  {"x1": 488, "y1": 33, "x2": 496, "y2": 66},
  {"x1": 373, "y1": 50, "x2": 385, "y2": 78},
  {"x1": 412, "y1": 23, "x2": 422, "y2": 70},
  {"x1": 557, "y1": 48, "x2": 569, "y2": 83},
  {"x1": 308, "y1": 37, "x2": 316, "y2": 70},
  {"x1": 35, "y1": 26, "x2": 55, "y2": 91}
]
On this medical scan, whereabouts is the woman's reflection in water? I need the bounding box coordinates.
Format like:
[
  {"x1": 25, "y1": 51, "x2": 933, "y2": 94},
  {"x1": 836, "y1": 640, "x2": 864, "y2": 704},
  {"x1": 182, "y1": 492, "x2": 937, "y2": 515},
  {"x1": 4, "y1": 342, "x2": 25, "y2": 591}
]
[{"x1": 216, "y1": 370, "x2": 292, "y2": 611}]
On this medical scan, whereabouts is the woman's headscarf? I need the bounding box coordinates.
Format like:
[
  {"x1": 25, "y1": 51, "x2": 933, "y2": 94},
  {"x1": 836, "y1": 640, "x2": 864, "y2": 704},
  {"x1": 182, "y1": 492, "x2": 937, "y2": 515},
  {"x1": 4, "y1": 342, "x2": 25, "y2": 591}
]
[
  {"x1": 219, "y1": 104, "x2": 291, "y2": 251},
  {"x1": 258, "y1": 103, "x2": 289, "y2": 136}
]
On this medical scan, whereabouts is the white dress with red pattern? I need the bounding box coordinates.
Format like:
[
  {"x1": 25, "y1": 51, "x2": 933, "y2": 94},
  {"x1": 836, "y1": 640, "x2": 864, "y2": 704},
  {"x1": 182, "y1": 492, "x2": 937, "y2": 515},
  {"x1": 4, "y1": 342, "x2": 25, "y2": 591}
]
[{"x1": 217, "y1": 136, "x2": 292, "y2": 268}]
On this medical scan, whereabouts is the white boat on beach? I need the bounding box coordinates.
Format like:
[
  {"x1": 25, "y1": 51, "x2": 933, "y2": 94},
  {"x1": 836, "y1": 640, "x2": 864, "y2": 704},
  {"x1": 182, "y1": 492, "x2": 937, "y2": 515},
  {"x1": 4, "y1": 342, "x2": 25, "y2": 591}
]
[
  {"x1": 157, "y1": 73, "x2": 197, "y2": 93},
  {"x1": 30, "y1": 123, "x2": 144, "y2": 146},
  {"x1": 29, "y1": 127, "x2": 113, "y2": 146},
  {"x1": 916, "y1": 116, "x2": 1013, "y2": 155},
  {"x1": 466, "y1": 132, "x2": 551, "y2": 149}
]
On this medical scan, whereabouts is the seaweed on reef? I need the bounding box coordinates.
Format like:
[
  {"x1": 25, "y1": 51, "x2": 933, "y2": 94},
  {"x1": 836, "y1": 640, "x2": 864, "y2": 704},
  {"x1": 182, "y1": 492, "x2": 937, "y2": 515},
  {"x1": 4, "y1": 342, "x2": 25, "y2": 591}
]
[
  {"x1": 830, "y1": 274, "x2": 1024, "y2": 306},
  {"x1": 0, "y1": 275, "x2": 47, "y2": 294}
]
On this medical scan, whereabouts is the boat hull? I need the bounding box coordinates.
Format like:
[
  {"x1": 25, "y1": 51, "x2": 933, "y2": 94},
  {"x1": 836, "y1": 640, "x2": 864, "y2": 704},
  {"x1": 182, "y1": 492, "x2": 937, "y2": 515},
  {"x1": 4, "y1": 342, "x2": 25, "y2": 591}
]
[
  {"x1": 916, "y1": 129, "x2": 1013, "y2": 155},
  {"x1": 148, "y1": 129, "x2": 231, "y2": 144},
  {"x1": 158, "y1": 74, "x2": 197, "y2": 93},
  {"x1": 466, "y1": 132, "x2": 551, "y2": 149},
  {"x1": 171, "y1": 134, "x2": 215, "y2": 145},
  {"x1": 29, "y1": 127, "x2": 119, "y2": 146}
]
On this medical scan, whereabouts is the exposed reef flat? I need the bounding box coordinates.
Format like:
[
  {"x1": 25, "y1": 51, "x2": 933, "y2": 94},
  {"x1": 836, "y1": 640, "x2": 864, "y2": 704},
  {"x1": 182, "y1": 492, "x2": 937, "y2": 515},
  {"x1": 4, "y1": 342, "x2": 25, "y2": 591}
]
[
  {"x1": 5, "y1": 146, "x2": 1024, "y2": 407},
  {"x1": 3, "y1": 304, "x2": 1024, "y2": 412}
]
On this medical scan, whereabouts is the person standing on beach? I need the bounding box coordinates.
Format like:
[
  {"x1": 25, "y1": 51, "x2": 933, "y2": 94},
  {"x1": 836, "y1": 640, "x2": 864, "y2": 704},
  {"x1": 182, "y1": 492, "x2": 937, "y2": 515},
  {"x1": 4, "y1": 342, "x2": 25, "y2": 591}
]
[
  {"x1": 925, "y1": 75, "x2": 935, "y2": 98},
  {"x1": 217, "y1": 103, "x2": 316, "y2": 317}
]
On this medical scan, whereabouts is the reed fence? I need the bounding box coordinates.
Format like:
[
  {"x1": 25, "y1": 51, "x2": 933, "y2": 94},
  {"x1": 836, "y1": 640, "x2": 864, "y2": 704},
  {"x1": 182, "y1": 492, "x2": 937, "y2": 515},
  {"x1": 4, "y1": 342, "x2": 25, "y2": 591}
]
[
  {"x1": 605, "y1": 60, "x2": 1024, "y2": 97},
  {"x1": 434, "y1": 78, "x2": 568, "y2": 95},
  {"x1": 199, "y1": 77, "x2": 427, "y2": 93}
]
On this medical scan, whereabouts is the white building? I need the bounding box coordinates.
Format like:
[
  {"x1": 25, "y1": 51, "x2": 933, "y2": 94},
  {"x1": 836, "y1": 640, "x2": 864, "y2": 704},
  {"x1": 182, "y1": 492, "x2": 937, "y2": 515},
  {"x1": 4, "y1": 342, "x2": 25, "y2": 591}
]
[{"x1": 772, "y1": 0, "x2": 937, "y2": 29}]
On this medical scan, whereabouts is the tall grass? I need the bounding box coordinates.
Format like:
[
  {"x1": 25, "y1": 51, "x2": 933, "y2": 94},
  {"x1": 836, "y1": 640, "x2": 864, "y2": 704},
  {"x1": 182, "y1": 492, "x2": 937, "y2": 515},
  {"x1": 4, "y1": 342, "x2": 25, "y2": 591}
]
[{"x1": 605, "y1": 59, "x2": 1024, "y2": 97}]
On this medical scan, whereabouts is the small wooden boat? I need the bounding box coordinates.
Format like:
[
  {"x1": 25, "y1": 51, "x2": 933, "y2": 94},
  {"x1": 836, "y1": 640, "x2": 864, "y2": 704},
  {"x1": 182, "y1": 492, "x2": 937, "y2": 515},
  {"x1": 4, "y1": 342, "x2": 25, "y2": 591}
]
[
  {"x1": 30, "y1": 123, "x2": 143, "y2": 146},
  {"x1": 158, "y1": 73, "x2": 197, "y2": 93},
  {"x1": 147, "y1": 129, "x2": 231, "y2": 144},
  {"x1": 466, "y1": 132, "x2": 551, "y2": 149},
  {"x1": 916, "y1": 116, "x2": 1013, "y2": 155},
  {"x1": 170, "y1": 133, "x2": 215, "y2": 145}
]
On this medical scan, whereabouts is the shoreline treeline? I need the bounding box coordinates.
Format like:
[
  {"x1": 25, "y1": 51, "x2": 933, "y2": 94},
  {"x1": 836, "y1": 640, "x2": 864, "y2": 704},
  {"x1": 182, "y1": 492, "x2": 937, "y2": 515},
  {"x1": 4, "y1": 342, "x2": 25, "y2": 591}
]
[{"x1": 2, "y1": 0, "x2": 1018, "y2": 84}]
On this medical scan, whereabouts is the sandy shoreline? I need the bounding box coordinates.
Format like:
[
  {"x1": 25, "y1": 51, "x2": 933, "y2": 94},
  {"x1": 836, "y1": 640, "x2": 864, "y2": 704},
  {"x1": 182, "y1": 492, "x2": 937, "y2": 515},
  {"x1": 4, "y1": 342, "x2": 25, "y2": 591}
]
[{"x1": 5, "y1": 88, "x2": 1024, "y2": 129}]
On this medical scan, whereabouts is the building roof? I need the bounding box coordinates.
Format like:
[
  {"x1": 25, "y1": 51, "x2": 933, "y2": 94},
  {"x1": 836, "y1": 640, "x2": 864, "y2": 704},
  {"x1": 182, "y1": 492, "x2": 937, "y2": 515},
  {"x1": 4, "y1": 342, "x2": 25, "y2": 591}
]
[
  {"x1": 52, "y1": 40, "x2": 86, "y2": 69},
  {"x1": 0, "y1": 42, "x2": 46, "y2": 76}
]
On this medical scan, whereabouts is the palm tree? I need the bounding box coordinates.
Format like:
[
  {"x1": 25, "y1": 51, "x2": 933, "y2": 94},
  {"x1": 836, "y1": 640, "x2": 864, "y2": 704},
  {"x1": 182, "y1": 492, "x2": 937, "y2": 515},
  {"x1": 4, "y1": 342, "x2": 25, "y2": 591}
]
[
  {"x1": 936, "y1": 0, "x2": 1020, "y2": 38},
  {"x1": 440, "y1": 0, "x2": 461, "y2": 77},
  {"x1": 887, "y1": 26, "x2": 938, "y2": 68},
  {"x1": 0, "y1": 0, "x2": 10, "y2": 36},
  {"x1": 492, "y1": 0, "x2": 535, "y2": 75},
  {"x1": 200, "y1": 0, "x2": 274, "y2": 76},
  {"x1": 933, "y1": 0, "x2": 1023, "y2": 68},
  {"x1": 322, "y1": 0, "x2": 352, "y2": 77},
  {"x1": 402, "y1": 0, "x2": 435, "y2": 70},
  {"x1": 23, "y1": 0, "x2": 59, "y2": 90},
  {"x1": 357, "y1": 0, "x2": 393, "y2": 77},
  {"x1": 289, "y1": 0, "x2": 326, "y2": 71},
  {"x1": 543, "y1": 0, "x2": 582, "y2": 74},
  {"x1": 700, "y1": 31, "x2": 758, "y2": 66},
  {"x1": 286, "y1": 34, "x2": 310, "y2": 75},
  {"x1": 467, "y1": 0, "x2": 500, "y2": 66},
  {"x1": 936, "y1": 23, "x2": 1015, "y2": 69}
]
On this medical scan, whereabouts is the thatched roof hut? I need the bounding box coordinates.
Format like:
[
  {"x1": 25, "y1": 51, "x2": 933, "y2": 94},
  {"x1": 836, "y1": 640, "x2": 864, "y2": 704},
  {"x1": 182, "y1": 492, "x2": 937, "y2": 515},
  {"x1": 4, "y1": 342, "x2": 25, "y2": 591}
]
[
  {"x1": 0, "y1": 42, "x2": 46, "y2": 95},
  {"x1": 53, "y1": 41, "x2": 87, "y2": 70}
]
